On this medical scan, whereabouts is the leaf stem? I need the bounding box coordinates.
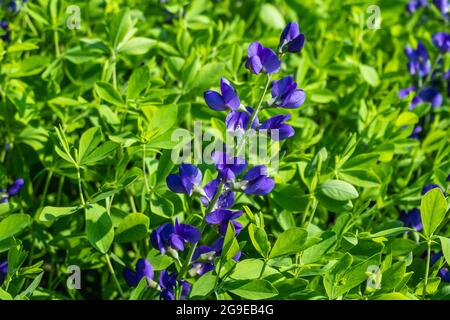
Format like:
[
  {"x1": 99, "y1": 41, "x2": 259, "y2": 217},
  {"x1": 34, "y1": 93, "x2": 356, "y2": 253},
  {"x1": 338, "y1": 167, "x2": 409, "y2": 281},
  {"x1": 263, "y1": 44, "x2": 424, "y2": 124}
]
[
  {"x1": 105, "y1": 254, "x2": 125, "y2": 298},
  {"x1": 423, "y1": 239, "x2": 431, "y2": 299}
]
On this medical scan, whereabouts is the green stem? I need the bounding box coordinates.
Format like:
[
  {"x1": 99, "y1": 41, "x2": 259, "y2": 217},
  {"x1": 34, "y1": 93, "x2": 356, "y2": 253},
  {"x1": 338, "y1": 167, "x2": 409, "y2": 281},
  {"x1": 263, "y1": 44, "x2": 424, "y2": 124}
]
[
  {"x1": 76, "y1": 168, "x2": 85, "y2": 207},
  {"x1": 105, "y1": 254, "x2": 125, "y2": 298},
  {"x1": 236, "y1": 74, "x2": 272, "y2": 155},
  {"x1": 179, "y1": 180, "x2": 225, "y2": 280},
  {"x1": 423, "y1": 240, "x2": 431, "y2": 299},
  {"x1": 39, "y1": 170, "x2": 53, "y2": 208}
]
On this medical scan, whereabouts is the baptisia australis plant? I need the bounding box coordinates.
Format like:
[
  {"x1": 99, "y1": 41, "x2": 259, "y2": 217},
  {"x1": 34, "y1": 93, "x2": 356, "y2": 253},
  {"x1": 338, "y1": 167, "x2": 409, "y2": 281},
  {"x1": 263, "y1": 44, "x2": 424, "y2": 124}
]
[
  {"x1": 123, "y1": 22, "x2": 306, "y2": 300},
  {"x1": 399, "y1": 3, "x2": 449, "y2": 140}
]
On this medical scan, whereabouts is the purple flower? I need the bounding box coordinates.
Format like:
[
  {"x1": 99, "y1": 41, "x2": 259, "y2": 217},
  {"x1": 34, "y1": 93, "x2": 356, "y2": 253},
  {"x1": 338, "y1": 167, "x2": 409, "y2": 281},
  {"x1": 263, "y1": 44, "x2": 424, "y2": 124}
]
[
  {"x1": 432, "y1": 32, "x2": 450, "y2": 52},
  {"x1": 241, "y1": 165, "x2": 275, "y2": 196},
  {"x1": 0, "y1": 260, "x2": 7, "y2": 285},
  {"x1": 150, "y1": 219, "x2": 201, "y2": 254},
  {"x1": 211, "y1": 151, "x2": 247, "y2": 181},
  {"x1": 400, "y1": 208, "x2": 423, "y2": 231},
  {"x1": 433, "y1": 0, "x2": 449, "y2": 19},
  {"x1": 422, "y1": 184, "x2": 443, "y2": 194},
  {"x1": 7, "y1": 178, "x2": 24, "y2": 196},
  {"x1": 205, "y1": 209, "x2": 244, "y2": 235},
  {"x1": 204, "y1": 78, "x2": 240, "y2": 111},
  {"x1": 166, "y1": 164, "x2": 202, "y2": 195},
  {"x1": 191, "y1": 245, "x2": 215, "y2": 276},
  {"x1": 405, "y1": 42, "x2": 431, "y2": 78},
  {"x1": 200, "y1": 178, "x2": 234, "y2": 210},
  {"x1": 407, "y1": 0, "x2": 428, "y2": 13},
  {"x1": 398, "y1": 85, "x2": 417, "y2": 99},
  {"x1": 278, "y1": 22, "x2": 305, "y2": 54},
  {"x1": 159, "y1": 270, "x2": 191, "y2": 300},
  {"x1": 259, "y1": 114, "x2": 295, "y2": 141},
  {"x1": 1, "y1": 178, "x2": 24, "y2": 203},
  {"x1": 245, "y1": 41, "x2": 281, "y2": 75},
  {"x1": 0, "y1": 21, "x2": 10, "y2": 43},
  {"x1": 409, "y1": 87, "x2": 443, "y2": 109},
  {"x1": 225, "y1": 107, "x2": 258, "y2": 132},
  {"x1": 123, "y1": 258, "x2": 154, "y2": 287},
  {"x1": 409, "y1": 125, "x2": 422, "y2": 140},
  {"x1": 270, "y1": 76, "x2": 306, "y2": 109}
]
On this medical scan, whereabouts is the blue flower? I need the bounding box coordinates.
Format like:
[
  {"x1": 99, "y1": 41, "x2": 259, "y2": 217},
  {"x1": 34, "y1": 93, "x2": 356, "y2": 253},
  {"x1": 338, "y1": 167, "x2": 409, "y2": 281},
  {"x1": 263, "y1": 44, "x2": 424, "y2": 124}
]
[
  {"x1": 190, "y1": 245, "x2": 216, "y2": 276},
  {"x1": 241, "y1": 165, "x2": 275, "y2": 196},
  {"x1": 1, "y1": 178, "x2": 24, "y2": 203},
  {"x1": 409, "y1": 87, "x2": 443, "y2": 109},
  {"x1": 278, "y1": 22, "x2": 305, "y2": 54},
  {"x1": 433, "y1": 0, "x2": 449, "y2": 19},
  {"x1": 245, "y1": 41, "x2": 281, "y2": 75},
  {"x1": 205, "y1": 209, "x2": 243, "y2": 235},
  {"x1": 204, "y1": 78, "x2": 241, "y2": 111},
  {"x1": 225, "y1": 107, "x2": 258, "y2": 132},
  {"x1": 398, "y1": 85, "x2": 417, "y2": 99},
  {"x1": 211, "y1": 151, "x2": 247, "y2": 181},
  {"x1": 405, "y1": 42, "x2": 431, "y2": 78},
  {"x1": 166, "y1": 164, "x2": 202, "y2": 195},
  {"x1": 270, "y1": 76, "x2": 306, "y2": 109},
  {"x1": 150, "y1": 219, "x2": 201, "y2": 254},
  {"x1": 0, "y1": 21, "x2": 10, "y2": 42},
  {"x1": 259, "y1": 114, "x2": 295, "y2": 141},
  {"x1": 409, "y1": 125, "x2": 422, "y2": 140},
  {"x1": 123, "y1": 258, "x2": 154, "y2": 287},
  {"x1": 432, "y1": 32, "x2": 450, "y2": 52},
  {"x1": 0, "y1": 260, "x2": 7, "y2": 285},
  {"x1": 400, "y1": 208, "x2": 423, "y2": 231},
  {"x1": 200, "y1": 178, "x2": 235, "y2": 210},
  {"x1": 159, "y1": 270, "x2": 191, "y2": 300},
  {"x1": 422, "y1": 184, "x2": 443, "y2": 194},
  {"x1": 406, "y1": 0, "x2": 428, "y2": 14}
]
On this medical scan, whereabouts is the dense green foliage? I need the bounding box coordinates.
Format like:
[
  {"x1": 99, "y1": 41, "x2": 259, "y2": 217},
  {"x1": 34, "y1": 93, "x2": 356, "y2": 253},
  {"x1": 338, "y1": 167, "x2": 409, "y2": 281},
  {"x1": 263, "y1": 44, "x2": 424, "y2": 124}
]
[{"x1": 0, "y1": 0, "x2": 449, "y2": 300}]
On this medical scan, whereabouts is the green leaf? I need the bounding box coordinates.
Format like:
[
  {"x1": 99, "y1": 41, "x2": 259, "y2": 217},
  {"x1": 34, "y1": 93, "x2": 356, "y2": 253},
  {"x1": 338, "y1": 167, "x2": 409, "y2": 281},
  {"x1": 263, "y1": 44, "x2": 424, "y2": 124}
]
[
  {"x1": 129, "y1": 278, "x2": 147, "y2": 300},
  {"x1": 248, "y1": 224, "x2": 271, "y2": 258},
  {"x1": 189, "y1": 271, "x2": 216, "y2": 299},
  {"x1": 117, "y1": 37, "x2": 156, "y2": 56},
  {"x1": 0, "y1": 214, "x2": 32, "y2": 241},
  {"x1": 359, "y1": 64, "x2": 380, "y2": 87},
  {"x1": 439, "y1": 237, "x2": 450, "y2": 266},
  {"x1": 115, "y1": 213, "x2": 149, "y2": 243},
  {"x1": 127, "y1": 67, "x2": 150, "y2": 100},
  {"x1": 317, "y1": 179, "x2": 359, "y2": 201},
  {"x1": 269, "y1": 227, "x2": 308, "y2": 259},
  {"x1": 86, "y1": 204, "x2": 114, "y2": 254},
  {"x1": 38, "y1": 206, "x2": 79, "y2": 223},
  {"x1": 230, "y1": 259, "x2": 266, "y2": 280},
  {"x1": 78, "y1": 127, "x2": 102, "y2": 164},
  {"x1": 272, "y1": 185, "x2": 309, "y2": 212},
  {"x1": 229, "y1": 279, "x2": 278, "y2": 300},
  {"x1": 222, "y1": 222, "x2": 240, "y2": 261},
  {"x1": 375, "y1": 292, "x2": 410, "y2": 300},
  {"x1": 381, "y1": 262, "x2": 406, "y2": 292},
  {"x1": 259, "y1": 4, "x2": 285, "y2": 30},
  {"x1": 81, "y1": 141, "x2": 119, "y2": 165},
  {"x1": 150, "y1": 193, "x2": 174, "y2": 218},
  {"x1": 95, "y1": 82, "x2": 124, "y2": 107},
  {"x1": 302, "y1": 233, "x2": 337, "y2": 264},
  {"x1": 420, "y1": 188, "x2": 448, "y2": 237}
]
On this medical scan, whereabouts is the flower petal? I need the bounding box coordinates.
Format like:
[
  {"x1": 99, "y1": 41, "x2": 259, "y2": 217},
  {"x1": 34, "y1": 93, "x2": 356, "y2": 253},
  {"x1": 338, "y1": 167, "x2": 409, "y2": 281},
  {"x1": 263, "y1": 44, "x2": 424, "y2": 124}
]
[{"x1": 204, "y1": 90, "x2": 227, "y2": 111}]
